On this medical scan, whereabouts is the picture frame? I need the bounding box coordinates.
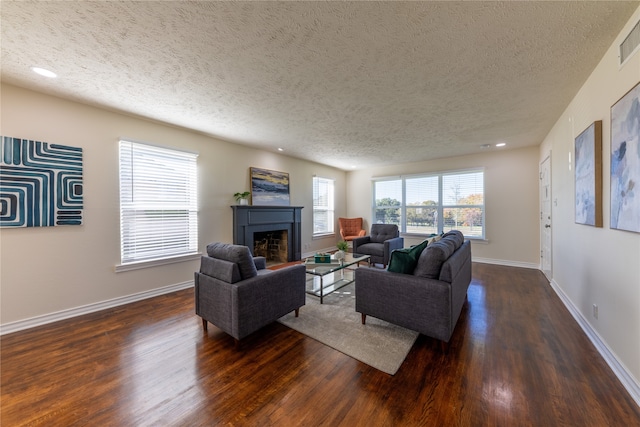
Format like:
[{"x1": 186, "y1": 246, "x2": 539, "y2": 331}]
[
  {"x1": 0, "y1": 136, "x2": 83, "y2": 227},
  {"x1": 250, "y1": 167, "x2": 290, "y2": 206},
  {"x1": 574, "y1": 120, "x2": 603, "y2": 227},
  {"x1": 610, "y1": 81, "x2": 640, "y2": 233}
]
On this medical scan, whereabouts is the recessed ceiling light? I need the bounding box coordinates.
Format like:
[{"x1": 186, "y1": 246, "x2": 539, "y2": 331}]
[
  {"x1": 31, "y1": 67, "x2": 57, "y2": 78},
  {"x1": 277, "y1": 147, "x2": 284, "y2": 152},
  {"x1": 496, "y1": 143, "x2": 506, "y2": 147},
  {"x1": 480, "y1": 144, "x2": 491, "y2": 149}
]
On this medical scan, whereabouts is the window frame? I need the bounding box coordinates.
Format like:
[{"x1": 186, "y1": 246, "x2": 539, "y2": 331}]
[
  {"x1": 372, "y1": 168, "x2": 485, "y2": 239},
  {"x1": 312, "y1": 176, "x2": 335, "y2": 237},
  {"x1": 116, "y1": 139, "x2": 199, "y2": 271}
]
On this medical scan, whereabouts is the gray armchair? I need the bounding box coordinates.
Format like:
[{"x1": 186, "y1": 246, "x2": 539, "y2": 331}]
[
  {"x1": 195, "y1": 242, "x2": 306, "y2": 344},
  {"x1": 352, "y1": 224, "x2": 404, "y2": 268}
]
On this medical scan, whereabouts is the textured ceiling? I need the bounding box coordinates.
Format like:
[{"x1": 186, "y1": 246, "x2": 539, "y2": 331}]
[{"x1": 1, "y1": 1, "x2": 638, "y2": 170}]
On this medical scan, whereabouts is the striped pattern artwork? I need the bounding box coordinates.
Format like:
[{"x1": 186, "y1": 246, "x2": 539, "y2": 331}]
[{"x1": 0, "y1": 137, "x2": 83, "y2": 227}]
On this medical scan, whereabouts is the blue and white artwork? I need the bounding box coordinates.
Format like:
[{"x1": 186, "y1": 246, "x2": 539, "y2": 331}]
[
  {"x1": 575, "y1": 121, "x2": 602, "y2": 227},
  {"x1": 0, "y1": 137, "x2": 83, "y2": 227},
  {"x1": 250, "y1": 167, "x2": 290, "y2": 206},
  {"x1": 611, "y1": 82, "x2": 640, "y2": 233}
]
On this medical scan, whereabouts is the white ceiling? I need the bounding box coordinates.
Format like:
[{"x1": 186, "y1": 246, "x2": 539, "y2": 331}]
[{"x1": 2, "y1": 1, "x2": 638, "y2": 170}]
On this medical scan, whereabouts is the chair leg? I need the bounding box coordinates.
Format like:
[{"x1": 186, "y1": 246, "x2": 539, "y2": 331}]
[
  {"x1": 202, "y1": 318, "x2": 207, "y2": 331},
  {"x1": 440, "y1": 340, "x2": 449, "y2": 354},
  {"x1": 361, "y1": 313, "x2": 366, "y2": 325},
  {"x1": 295, "y1": 308, "x2": 300, "y2": 317}
]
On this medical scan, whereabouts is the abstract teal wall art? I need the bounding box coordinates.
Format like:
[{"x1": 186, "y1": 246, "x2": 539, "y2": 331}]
[{"x1": 0, "y1": 137, "x2": 83, "y2": 227}]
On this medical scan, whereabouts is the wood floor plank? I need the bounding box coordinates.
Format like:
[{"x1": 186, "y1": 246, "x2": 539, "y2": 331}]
[{"x1": 2, "y1": 263, "x2": 639, "y2": 426}]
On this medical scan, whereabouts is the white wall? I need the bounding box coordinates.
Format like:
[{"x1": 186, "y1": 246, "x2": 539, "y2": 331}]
[
  {"x1": 539, "y1": 8, "x2": 640, "y2": 393},
  {"x1": 346, "y1": 146, "x2": 541, "y2": 266},
  {"x1": 0, "y1": 84, "x2": 345, "y2": 327}
]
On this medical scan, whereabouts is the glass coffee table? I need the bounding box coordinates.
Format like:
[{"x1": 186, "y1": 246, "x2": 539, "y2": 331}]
[{"x1": 304, "y1": 253, "x2": 370, "y2": 303}]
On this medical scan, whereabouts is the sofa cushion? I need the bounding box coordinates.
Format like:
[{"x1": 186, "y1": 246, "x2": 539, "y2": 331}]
[
  {"x1": 200, "y1": 256, "x2": 242, "y2": 283},
  {"x1": 387, "y1": 239, "x2": 429, "y2": 274},
  {"x1": 442, "y1": 230, "x2": 464, "y2": 249},
  {"x1": 413, "y1": 239, "x2": 455, "y2": 279},
  {"x1": 439, "y1": 235, "x2": 458, "y2": 253},
  {"x1": 206, "y1": 242, "x2": 258, "y2": 280},
  {"x1": 357, "y1": 242, "x2": 385, "y2": 258},
  {"x1": 369, "y1": 224, "x2": 399, "y2": 244}
]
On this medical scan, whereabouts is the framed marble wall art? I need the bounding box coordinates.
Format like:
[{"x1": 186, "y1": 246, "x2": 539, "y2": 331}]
[
  {"x1": 610, "y1": 81, "x2": 640, "y2": 233},
  {"x1": 574, "y1": 120, "x2": 603, "y2": 227},
  {"x1": 0, "y1": 137, "x2": 83, "y2": 227}
]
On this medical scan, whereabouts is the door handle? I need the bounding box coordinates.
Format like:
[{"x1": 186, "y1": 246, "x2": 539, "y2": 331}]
[{"x1": 545, "y1": 224, "x2": 551, "y2": 228}]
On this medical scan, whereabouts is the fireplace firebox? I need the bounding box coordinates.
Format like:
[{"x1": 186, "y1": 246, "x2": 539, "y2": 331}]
[
  {"x1": 231, "y1": 205, "x2": 303, "y2": 262},
  {"x1": 253, "y1": 230, "x2": 289, "y2": 265}
]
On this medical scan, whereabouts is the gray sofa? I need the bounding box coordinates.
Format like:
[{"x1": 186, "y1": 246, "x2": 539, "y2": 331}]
[
  {"x1": 352, "y1": 223, "x2": 404, "y2": 267},
  {"x1": 355, "y1": 230, "x2": 471, "y2": 344},
  {"x1": 195, "y1": 242, "x2": 306, "y2": 343}
]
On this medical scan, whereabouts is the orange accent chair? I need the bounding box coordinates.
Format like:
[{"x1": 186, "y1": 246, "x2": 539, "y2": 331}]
[{"x1": 338, "y1": 217, "x2": 366, "y2": 241}]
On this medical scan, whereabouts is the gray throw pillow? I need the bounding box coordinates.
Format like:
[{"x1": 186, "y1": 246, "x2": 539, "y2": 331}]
[
  {"x1": 413, "y1": 240, "x2": 455, "y2": 279},
  {"x1": 442, "y1": 230, "x2": 464, "y2": 249},
  {"x1": 200, "y1": 256, "x2": 242, "y2": 283},
  {"x1": 439, "y1": 235, "x2": 458, "y2": 253},
  {"x1": 206, "y1": 242, "x2": 258, "y2": 280}
]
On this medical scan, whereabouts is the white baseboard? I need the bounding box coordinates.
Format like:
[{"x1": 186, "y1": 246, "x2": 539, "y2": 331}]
[
  {"x1": 0, "y1": 281, "x2": 194, "y2": 336},
  {"x1": 549, "y1": 279, "x2": 640, "y2": 407},
  {"x1": 472, "y1": 256, "x2": 540, "y2": 270}
]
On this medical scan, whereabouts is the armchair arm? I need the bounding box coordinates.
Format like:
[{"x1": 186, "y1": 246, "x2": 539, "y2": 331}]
[
  {"x1": 253, "y1": 256, "x2": 267, "y2": 270},
  {"x1": 195, "y1": 272, "x2": 235, "y2": 336},
  {"x1": 352, "y1": 235, "x2": 371, "y2": 253},
  {"x1": 383, "y1": 236, "x2": 405, "y2": 264}
]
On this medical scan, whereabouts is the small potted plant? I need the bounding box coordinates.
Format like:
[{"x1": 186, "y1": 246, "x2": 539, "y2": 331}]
[
  {"x1": 335, "y1": 240, "x2": 349, "y2": 261},
  {"x1": 234, "y1": 191, "x2": 251, "y2": 205}
]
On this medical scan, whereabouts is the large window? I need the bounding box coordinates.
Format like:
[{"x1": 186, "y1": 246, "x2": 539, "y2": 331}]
[
  {"x1": 119, "y1": 140, "x2": 198, "y2": 265},
  {"x1": 313, "y1": 176, "x2": 335, "y2": 236},
  {"x1": 373, "y1": 169, "x2": 484, "y2": 238}
]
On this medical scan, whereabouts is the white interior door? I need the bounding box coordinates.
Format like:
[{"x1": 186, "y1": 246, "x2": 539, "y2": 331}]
[{"x1": 540, "y1": 155, "x2": 552, "y2": 280}]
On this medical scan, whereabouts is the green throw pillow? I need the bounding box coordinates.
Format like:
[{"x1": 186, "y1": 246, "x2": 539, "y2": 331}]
[{"x1": 387, "y1": 239, "x2": 429, "y2": 274}]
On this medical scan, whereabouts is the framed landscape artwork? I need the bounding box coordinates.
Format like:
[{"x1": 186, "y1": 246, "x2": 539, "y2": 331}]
[
  {"x1": 250, "y1": 167, "x2": 290, "y2": 206},
  {"x1": 574, "y1": 120, "x2": 603, "y2": 227},
  {"x1": 610, "y1": 81, "x2": 640, "y2": 233}
]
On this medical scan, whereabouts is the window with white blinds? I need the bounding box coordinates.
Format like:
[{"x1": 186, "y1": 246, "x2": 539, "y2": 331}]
[
  {"x1": 119, "y1": 140, "x2": 198, "y2": 265},
  {"x1": 313, "y1": 176, "x2": 335, "y2": 235},
  {"x1": 373, "y1": 169, "x2": 485, "y2": 238},
  {"x1": 373, "y1": 179, "x2": 402, "y2": 225}
]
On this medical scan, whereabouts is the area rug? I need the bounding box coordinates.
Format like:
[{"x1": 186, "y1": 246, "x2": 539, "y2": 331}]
[{"x1": 278, "y1": 282, "x2": 419, "y2": 375}]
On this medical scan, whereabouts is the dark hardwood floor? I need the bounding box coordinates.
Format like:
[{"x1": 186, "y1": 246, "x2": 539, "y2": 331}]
[{"x1": 2, "y1": 263, "x2": 639, "y2": 426}]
